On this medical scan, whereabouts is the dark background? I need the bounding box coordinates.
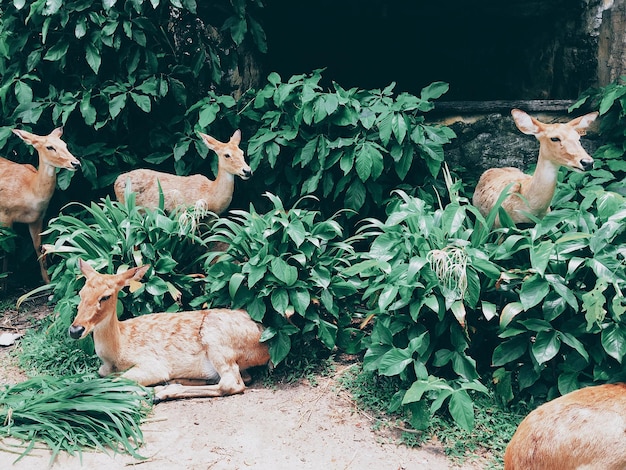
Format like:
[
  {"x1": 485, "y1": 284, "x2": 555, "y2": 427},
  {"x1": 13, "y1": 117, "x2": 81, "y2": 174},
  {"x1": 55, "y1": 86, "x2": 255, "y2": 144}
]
[{"x1": 262, "y1": 0, "x2": 596, "y2": 100}]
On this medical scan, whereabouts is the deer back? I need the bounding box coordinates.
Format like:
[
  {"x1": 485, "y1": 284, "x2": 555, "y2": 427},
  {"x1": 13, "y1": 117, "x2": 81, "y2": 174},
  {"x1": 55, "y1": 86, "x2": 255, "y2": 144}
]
[
  {"x1": 504, "y1": 383, "x2": 626, "y2": 470},
  {"x1": 114, "y1": 129, "x2": 250, "y2": 214}
]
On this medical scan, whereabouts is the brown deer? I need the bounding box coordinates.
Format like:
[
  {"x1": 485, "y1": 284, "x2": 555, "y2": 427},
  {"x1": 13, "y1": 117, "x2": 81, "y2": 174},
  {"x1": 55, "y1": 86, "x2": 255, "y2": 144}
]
[
  {"x1": 114, "y1": 129, "x2": 251, "y2": 215},
  {"x1": 0, "y1": 128, "x2": 80, "y2": 282},
  {"x1": 472, "y1": 109, "x2": 598, "y2": 226},
  {"x1": 68, "y1": 259, "x2": 270, "y2": 402},
  {"x1": 504, "y1": 383, "x2": 626, "y2": 470}
]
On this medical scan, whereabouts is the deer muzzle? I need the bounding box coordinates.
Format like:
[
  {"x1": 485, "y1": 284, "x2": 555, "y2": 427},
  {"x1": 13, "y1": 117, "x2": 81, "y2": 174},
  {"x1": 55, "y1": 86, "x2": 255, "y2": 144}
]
[{"x1": 68, "y1": 324, "x2": 86, "y2": 339}]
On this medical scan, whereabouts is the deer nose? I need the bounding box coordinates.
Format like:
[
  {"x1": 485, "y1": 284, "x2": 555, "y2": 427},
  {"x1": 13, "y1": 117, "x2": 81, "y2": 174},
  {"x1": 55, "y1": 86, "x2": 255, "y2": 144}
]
[
  {"x1": 68, "y1": 325, "x2": 85, "y2": 339},
  {"x1": 581, "y1": 158, "x2": 594, "y2": 171},
  {"x1": 242, "y1": 169, "x2": 253, "y2": 179},
  {"x1": 71, "y1": 160, "x2": 81, "y2": 169}
]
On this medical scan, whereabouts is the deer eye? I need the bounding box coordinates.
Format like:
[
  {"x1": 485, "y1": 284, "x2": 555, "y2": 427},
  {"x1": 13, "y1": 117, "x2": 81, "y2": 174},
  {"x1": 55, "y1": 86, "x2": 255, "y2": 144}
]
[
  {"x1": 224, "y1": 153, "x2": 231, "y2": 159},
  {"x1": 100, "y1": 295, "x2": 111, "y2": 303},
  {"x1": 550, "y1": 137, "x2": 561, "y2": 142},
  {"x1": 46, "y1": 145, "x2": 56, "y2": 151}
]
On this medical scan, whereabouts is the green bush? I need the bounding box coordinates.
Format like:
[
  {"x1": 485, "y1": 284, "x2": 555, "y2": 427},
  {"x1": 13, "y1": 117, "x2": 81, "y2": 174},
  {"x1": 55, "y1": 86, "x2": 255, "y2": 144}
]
[
  {"x1": 238, "y1": 70, "x2": 456, "y2": 217},
  {"x1": 491, "y1": 185, "x2": 626, "y2": 402},
  {"x1": 0, "y1": 0, "x2": 266, "y2": 190},
  {"x1": 347, "y1": 181, "x2": 501, "y2": 431},
  {"x1": 194, "y1": 192, "x2": 364, "y2": 365}
]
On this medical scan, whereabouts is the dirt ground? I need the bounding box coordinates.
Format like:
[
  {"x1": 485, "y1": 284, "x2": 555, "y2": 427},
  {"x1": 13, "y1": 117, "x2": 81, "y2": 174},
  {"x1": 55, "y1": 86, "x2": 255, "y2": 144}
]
[{"x1": 0, "y1": 297, "x2": 489, "y2": 470}]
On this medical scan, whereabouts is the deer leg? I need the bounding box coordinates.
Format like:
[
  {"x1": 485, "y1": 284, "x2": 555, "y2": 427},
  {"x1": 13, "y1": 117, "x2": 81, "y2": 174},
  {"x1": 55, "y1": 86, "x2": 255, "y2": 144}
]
[
  {"x1": 153, "y1": 365, "x2": 246, "y2": 403},
  {"x1": 28, "y1": 218, "x2": 49, "y2": 283}
]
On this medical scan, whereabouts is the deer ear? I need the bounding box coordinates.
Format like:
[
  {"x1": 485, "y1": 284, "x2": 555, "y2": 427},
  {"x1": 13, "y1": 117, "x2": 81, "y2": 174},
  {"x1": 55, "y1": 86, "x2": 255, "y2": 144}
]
[
  {"x1": 230, "y1": 129, "x2": 241, "y2": 145},
  {"x1": 127, "y1": 265, "x2": 150, "y2": 282},
  {"x1": 78, "y1": 258, "x2": 97, "y2": 279},
  {"x1": 511, "y1": 109, "x2": 542, "y2": 136},
  {"x1": 569, "y1": 112, "x2": 598, "y2": 134},
  {"x1": 199, "y1": 132, "x2": 219, "y2": 151},
  {"x1": 50, "y1": 127, "x2": 63, "y2": 138},
  {"x1": 12, "y1": 129, "x2": 36, "y2": 145}
]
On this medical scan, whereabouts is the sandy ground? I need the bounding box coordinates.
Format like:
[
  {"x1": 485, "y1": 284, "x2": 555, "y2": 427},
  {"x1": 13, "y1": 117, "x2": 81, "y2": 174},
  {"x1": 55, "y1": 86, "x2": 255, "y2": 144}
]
[{"x1": 0, "y1": 299, "x2": 488, "y2": 470}]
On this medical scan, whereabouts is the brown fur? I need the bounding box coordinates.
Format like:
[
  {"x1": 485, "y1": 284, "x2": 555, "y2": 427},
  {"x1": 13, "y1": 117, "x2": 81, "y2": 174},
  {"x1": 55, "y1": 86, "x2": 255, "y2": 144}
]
[
  {"x1": 472, "y1": 109, "x2": 598, "y2": 226},
  {"x1": 114, "y1": 130, "x2": 250, "y2": 215},
  {"x1": 504, "y1": 383, "x2": 626, "y2": 470},
  {"x1": 69, "y1": 259, "x2": 270, "y2": 402},
  {"x1": 0, "y1": 128, "x2": 80, "y2": 282}
]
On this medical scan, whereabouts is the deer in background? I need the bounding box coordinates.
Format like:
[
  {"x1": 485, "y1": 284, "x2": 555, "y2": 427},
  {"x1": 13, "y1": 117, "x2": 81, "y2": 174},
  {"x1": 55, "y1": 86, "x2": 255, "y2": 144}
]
[
  {"x1": 504, "y1": 383, "x2": 626, "y2": 469},
  {"x1": 472, "y1": 109, "x2": 598, "y2": 227},
  {"x1": 68, "y1": 259, "x2": 270, "y2": 402},
  {"x1": 114, "y1": 129, "x2": 251, "y2": 215},
  {"x1": 0, "y1": 128, "x2": 80, "y2": 283}
]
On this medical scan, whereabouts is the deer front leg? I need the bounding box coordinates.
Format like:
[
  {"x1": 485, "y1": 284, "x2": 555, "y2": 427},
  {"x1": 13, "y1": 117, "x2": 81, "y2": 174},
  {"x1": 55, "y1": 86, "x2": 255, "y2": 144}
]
[
  {"x1": 28, "y1": 218, "x2": 49, "y2": 283},
  {"x1": 153, "y1": 370, "x2": 246, "y2": 403}
]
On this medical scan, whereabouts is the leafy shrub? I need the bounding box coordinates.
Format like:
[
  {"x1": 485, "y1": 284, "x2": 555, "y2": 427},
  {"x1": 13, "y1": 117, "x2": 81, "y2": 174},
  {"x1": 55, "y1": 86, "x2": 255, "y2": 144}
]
[
  {"x1": 0, "y1": 226, "x2": 17, "y2": 282},
  {"x1": 194, "y1": 192, "x2": 364, "y2": 365},
  {"x1": 570, "y1": 77, "x2": 626, "y2": 196},
  {"x1": 490, "y1": 190, "x2": 626, "y2": 402},
  {"x1": 236, "y1": 70, "x2": 455, "y2": 217},
  {"x1": 347, "y1": 183, "x2": 502, "y2": 431},
  {"x1": 0, "y1": 0, "x2": 266, "y2": 191}
]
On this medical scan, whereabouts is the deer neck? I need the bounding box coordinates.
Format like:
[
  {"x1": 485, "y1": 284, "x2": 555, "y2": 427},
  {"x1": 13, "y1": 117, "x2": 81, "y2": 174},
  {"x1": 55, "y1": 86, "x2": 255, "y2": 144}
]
[
  {"x1": 92, "y1": 308, "x2": 122, "y2": 365},
  {"x1": 34, "y1": 160, "x2": 58, "y2": 200},
  {"x1": 206, "y1": 165, "x2": 235, "y2": 211},
  {"x1": 520, "y1": 149, "x2": 560, "y2": 214}
]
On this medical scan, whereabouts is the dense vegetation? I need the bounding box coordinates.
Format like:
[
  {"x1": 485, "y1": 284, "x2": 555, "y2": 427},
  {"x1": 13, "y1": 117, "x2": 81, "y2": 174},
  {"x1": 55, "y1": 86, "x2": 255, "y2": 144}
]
[{"x1": 2, "y1": 0, "x2": 626, "y2": 461}]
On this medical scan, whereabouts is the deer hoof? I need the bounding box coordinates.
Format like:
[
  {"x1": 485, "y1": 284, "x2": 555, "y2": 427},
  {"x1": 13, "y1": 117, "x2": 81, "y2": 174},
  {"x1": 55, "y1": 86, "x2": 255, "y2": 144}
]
[{"x1": 153, "y1": 383, "x2": 183, "y2": 404}]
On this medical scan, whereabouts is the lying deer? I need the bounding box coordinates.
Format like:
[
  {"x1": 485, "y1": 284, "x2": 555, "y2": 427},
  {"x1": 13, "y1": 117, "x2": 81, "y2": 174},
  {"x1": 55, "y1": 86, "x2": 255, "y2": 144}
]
[
  {"x1": 472, "y1": 109, "x2": 598, "y2": 226},
  {"x1": 504, "y1": 383, "x2": 626, "y2": 469},
  {"x1": 114, "y1": 129, "x2": 251, "y2": 215},
  {"x1": 68, "y1": 259, "x2": 270, "y2": 402},
  {"x1": 0, "y1": 128, "x2": 80, "y2": 282}
]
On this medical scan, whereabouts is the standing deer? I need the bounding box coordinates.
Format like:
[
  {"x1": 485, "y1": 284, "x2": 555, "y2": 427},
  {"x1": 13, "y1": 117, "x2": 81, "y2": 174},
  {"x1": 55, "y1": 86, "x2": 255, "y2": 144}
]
[
  {"x1": 504, "y1": 383, "x2": 626, "y2": 469},
  {"x1": 68, "y1": 259, "x2": 270, "y2": 402},
  {"x1": 114, "y1": 129, "x2": 251, "y2": 215},
  {"x1": 0, "y1": 128, "x2": 80, "y2": 283},
  {"x1": 472, "y1": 109, "x2": 598, "y2": 226}
]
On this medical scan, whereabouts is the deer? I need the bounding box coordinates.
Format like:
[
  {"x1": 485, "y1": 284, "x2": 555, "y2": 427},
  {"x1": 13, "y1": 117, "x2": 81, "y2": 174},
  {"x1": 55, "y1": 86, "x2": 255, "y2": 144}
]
[
  {"x1": 504, "y1": 382, "x2": 626, "y2": 469},
  {"x1": 68, "y1": 258, "x2": 270, "y2": 403},
  {"x1": 0, "y1": 127, "x2": 80, "y2": 283},
  {"x1": 472, "y1": 109, "x2": 598, "y2": 227},
  {"x1": 114, "y1": 129, "x2": 251, "y2": 215}
]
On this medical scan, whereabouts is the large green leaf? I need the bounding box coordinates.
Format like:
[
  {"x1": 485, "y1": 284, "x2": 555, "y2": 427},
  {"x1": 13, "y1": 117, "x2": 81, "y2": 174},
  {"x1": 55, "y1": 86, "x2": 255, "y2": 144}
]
[
  {"x1": 520, "y1": 274, "x2": 550, "y2": 310},
  {"x1": 531, "y1": 330, "x2": 561, "y2": 365},
  {"x1": 601, "y1": 324, "x2": 626, "y2": 363},
  {"x1": 448, "y1": 390, "x2": 474, "y2": 431}
]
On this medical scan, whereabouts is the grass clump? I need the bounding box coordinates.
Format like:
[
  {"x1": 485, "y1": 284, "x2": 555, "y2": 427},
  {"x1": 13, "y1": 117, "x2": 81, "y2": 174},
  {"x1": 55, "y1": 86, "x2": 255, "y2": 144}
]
[
  {"x1": 339, "y1": 365, "x2": 528, "y2": 467},
  {"x1": 0, "y1": 374, "x2": 152, "y2": 465},
  {"x1": 16, "y1": 320, "x2": 99, "y2": 378}
]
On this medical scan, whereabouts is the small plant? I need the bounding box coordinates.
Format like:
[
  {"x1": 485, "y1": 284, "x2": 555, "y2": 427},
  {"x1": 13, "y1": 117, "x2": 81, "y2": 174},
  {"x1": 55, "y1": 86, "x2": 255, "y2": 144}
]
[
  {"x1": 0, "y1": 374, "x2": 151, "y2": 465},
  {"x1": 195, "y1": 192, "x2": 364, "y2": 365},
  {"x1": 339, "y1": 365, "x2": 526, "y2": 467}
]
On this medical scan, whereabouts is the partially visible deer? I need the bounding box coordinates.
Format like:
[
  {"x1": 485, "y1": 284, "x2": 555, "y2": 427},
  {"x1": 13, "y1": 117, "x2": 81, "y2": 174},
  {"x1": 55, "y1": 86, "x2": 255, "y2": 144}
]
[
  {"x1": 114, "y1": 129, "x2": 251, "y2": 215},
  {"x1": 0, "y1": 128, "x2": 80, "y2": 282},
  {"x1": 68, "y1": 259, "x2": 270, "y2": 402},
  {"x1": 472, "y1": 109, "x2": 598, "y2": 226},
  {"x1": 504, "y1": 383, "x2": 626, "y2": 470}
]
